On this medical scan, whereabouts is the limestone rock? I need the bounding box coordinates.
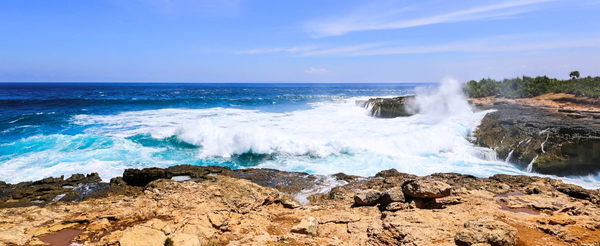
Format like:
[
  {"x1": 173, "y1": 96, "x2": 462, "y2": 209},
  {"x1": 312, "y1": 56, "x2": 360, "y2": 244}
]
[
  {"x1": 380, "y1": 187, "x2": 405, "y2": 204},
  {"x1": 385, "y1": 202, "x2": 409, "y2": 211},
  {"x1": 354, "y1": 189, "x2": 381, "y2": 205},
  {"x1": 87, "y1": 218, "x2": 111, "y2": 231},
  {"x1": 170, "y1": 233, "x2": 201, "y2": 246},
  {"x1": 402, "y1": 180, "x2": 451, "y2": 198},
  {"x1": 454, "y1": 217, "x2": 517, "y2": 246},
  {"x1": 279, "y1": 193, "x2": 302, "y2": 209},
  {"x1": 291, "y1": 217, "x2": 319, "y2": 236},
  {"x1": 120, "y1": 225, "x2": 167, "y2": 246}
]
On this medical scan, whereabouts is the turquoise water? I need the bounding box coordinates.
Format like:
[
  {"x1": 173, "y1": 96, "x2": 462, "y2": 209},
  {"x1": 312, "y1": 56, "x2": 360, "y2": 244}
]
[{"x1": 1, "y1": 82, "x2": 598, "y2": 188}]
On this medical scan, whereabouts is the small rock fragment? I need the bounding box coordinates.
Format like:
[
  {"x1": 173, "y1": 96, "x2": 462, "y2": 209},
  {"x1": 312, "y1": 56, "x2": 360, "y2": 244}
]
[
  {"x1": 385, "y1": 202, "x2": 409, "y2": 211},
  {"x1": 291, "y1": 217, "x2": 319, "y2": 236},
  {"x1": 279, "y1": 193, "x2": 302, "y2": 209}
]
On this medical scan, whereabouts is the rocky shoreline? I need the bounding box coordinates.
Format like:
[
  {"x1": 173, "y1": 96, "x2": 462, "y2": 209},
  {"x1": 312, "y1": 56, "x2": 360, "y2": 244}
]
[
  {"x1": 3, "y1": 93, "x2": 600, "y2": 246},
  {"x1": 1, "y1": 166, "x2": 600, "y2": 246},
  {"x1": 470, "y1": 93, "x2": 600, "y2": 176}
]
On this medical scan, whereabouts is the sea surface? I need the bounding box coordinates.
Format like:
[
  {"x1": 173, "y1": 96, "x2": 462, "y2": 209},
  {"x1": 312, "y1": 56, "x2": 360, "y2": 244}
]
[{"x1": 1, "y1": 81, "x2": 599, "y2": 188}]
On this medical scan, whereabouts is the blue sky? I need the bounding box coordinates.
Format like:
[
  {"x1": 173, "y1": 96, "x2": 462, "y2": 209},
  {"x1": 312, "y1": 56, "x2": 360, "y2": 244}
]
[{"x1": 1, "y1": 0, "x2": 599, "y2": 82}]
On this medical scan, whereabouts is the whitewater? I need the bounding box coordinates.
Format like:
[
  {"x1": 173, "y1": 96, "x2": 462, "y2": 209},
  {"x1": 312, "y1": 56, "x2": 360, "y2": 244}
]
[{"x1": 1, "y1": 80, "x2": 599, "y2": 189}]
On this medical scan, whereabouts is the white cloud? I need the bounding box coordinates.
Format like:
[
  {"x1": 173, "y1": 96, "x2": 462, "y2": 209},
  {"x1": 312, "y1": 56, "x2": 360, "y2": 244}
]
[
  {"x1": 305, "y1": 68, "x2": 328, "y2": 74},
  {"x1": 306, "y1": 0, "x2": 558, "y2": 37}
]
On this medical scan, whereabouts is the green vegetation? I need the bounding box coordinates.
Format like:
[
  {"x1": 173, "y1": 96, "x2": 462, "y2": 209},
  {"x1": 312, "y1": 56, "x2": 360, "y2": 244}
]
[
  {"x1": 164, "y1": 238, "x2": 174, "y2": 246},
  {"x1": 464, "y1": 72, "x2": 600, "y2": 99},
  {"x1": 569, "y1": 70, "x2": 580, "y2": 79}
]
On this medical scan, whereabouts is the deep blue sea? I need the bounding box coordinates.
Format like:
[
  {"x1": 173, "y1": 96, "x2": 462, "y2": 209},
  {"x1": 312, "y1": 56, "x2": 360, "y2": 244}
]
[{"x1": 1, "y1": 82, "x2": 599, "y2": 188}]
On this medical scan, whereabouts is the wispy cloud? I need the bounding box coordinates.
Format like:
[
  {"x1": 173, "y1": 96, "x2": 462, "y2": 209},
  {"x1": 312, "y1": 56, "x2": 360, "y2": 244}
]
[
  {"x1": 304, "y1": 68, "x2": 329, "y2": 74},
  {"x1": 294, "y1": 37, "x2": 600, "y2": 57},
  {"x1": 236, "y1": 46, "x2": 316, "y2": 55},
  {"x1": 306, "y1": 0, "x2": 558, "y2": 37}
]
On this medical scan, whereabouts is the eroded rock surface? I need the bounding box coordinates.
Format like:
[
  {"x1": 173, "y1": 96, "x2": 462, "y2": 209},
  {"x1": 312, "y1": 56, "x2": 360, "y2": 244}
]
[
  {"x1": 471, "y1": 95, "x2": 600, "y2": 176},
  {"x1": 1, "y1": 167, "x2": 600, "y2": 246},
  {"x1": 402, "y1": 179, "x2": 452, "y2": 198}
]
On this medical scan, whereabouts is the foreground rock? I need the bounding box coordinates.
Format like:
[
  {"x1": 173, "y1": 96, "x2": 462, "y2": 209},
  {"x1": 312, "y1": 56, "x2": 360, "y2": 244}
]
[
  {"x1": 471, "y1": 94, "x2": 600, "y2": 176},
  {"x1": 291, "y1": 217, "x2": 319, "y2": 236},
  {"x1": 1, "y1": 167, "x2": 600, "y2": 245},
  {"x1": 454, "y1": 217, "x2": 517, "y2": 246},
  {"x1": 402, "y1": 179, "x2": 452, "y2": 198},
  {"x1": 357, "y1": 96, "x2": 416, "y2": 118}
]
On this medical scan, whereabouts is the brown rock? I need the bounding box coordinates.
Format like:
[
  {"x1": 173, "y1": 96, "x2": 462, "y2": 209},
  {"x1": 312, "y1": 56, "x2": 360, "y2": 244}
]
[
  {"x1": 354, "y1": 189, "x2": 381, "y2": 205},
  {"x1": 120, "y1": 225, "x2": 167, "y2": 246},
  {"x1": 379, "y1": 187, "x2": 405, "y2": 204},
  {"x1": 170, "y1": 233, "x2": 201, "y2": 246},
  {"x1": 291, "y1": 217, "x2": 319, "y2": 236},
  {"x1": 385, "y1": 202, "x2": 409, "y2": 211},
  {"x1": 454, "y1": 217, "x2": 517, "y2": 246},
  {"x1": 278, "y1": 193, "x2": 302, "y2": 209},
  {"x1": 402, "y1": 179, "x2": 451, "y2": 198}
]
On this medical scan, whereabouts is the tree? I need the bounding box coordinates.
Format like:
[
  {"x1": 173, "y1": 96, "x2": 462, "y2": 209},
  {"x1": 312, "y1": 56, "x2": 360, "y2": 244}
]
[{"x1": 569, "y1": 71, "x2": 580, "y2": 79}]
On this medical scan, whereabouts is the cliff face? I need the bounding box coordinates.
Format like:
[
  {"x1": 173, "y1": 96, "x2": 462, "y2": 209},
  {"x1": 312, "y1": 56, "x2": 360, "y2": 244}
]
[
  {"x1": 1, "y1": 167, "x2": 600, "y2": 246},
  {"x1": 472, "y1": 95, "x2": 600, "y2": 176}
]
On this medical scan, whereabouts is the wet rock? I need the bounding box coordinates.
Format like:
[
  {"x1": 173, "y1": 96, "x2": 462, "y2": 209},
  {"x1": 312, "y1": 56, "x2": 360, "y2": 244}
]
[
  {"x1": 554, "y1": 183, "x2": 600, "y2": 204},
  {"x1": 167, "y1": 165, "x2": 233, "y2": 179},
  {"x1": 402, "y1": 180, "x2": 451, "y2": 198},
  {"x1": 358, "y1": 96, "x2": 416, "y2": 118},
  {"x1": 123, "y1": 168, "x2": 173, "y2": 186},
  {"x1": 120, "y1": 225, "x2": 167, "y2": 246},
  {"x1": 291, "y1": 217, "x2": 319, "y2": 236},
  {"x1": 473, "y1": 100, "x2": 600, "y2": 176},
  {"x1": 454, "y1": 217, "x2": 517, "y2": 246},
  {"x1": 232, "y1": 168, "x2": 317, "y2": 194},
  {"x1": 379, "y1": 187, "x2": 405, "y2": 205},
  {"x1": 354, "y1": 189, "x2": 381, "y2": 205},
  {"x1": 375, "y1": 169, "x2": 417, "y2": 180},
  {"x1": 332, "y1": 173, "x2": 359, "y2": 182}
]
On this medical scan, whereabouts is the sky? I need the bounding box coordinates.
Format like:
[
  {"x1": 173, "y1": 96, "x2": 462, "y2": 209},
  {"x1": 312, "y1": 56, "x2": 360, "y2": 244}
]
[{"x1": 0, "y1": 0, "x2": 599, "y2": 83}]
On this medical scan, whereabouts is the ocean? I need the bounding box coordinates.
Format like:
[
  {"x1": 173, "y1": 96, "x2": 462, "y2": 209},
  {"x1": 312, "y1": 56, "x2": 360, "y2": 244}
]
[{"x1": 1, "y1": 80, "x2": 599, "y2": 189}]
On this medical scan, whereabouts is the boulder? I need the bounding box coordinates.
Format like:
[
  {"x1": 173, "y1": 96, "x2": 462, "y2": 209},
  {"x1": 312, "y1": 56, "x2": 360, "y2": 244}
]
[
  {"x1": 358, "y1": 96, "x2": 416, "y2": 118},
  {"x1": 354, "y1": 189, "x2": 382, "y2": 205},
  {"x1": 123, "y1": 168, "x2": 173, "y2": 186},
  {"x1": 454, "y1": 217, "x2": 517, "y2": 246},
  {"x1": 379, "y1": 187, "x2": 405, "y2": 205},
  {"x1": 402, "y1": 180, "x2": 451, "y2": 198},
  {"x1": 120, "y1": 225, "x2": 167, "y2": 246},
  {"x1": 278, "y1": 193, "x2": 302, "y2": 209},
  {"x1": 291, "y1": 217, "x2": 319, "y2": 236}
]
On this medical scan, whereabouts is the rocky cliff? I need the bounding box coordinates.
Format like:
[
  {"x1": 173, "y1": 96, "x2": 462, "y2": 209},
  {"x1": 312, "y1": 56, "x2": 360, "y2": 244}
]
[
  {"x1": 471, "y1": 94, "x2": 600, "y2": 176},
  {"x1": 357, "y1": 96, "x2": 416, "y2": 118},
  {"x1": 1, "y1": 166, "x2": 600, "y2": 246}
]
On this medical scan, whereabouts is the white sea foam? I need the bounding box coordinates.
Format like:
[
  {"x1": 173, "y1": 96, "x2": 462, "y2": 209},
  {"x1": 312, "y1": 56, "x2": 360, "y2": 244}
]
[{"x1": 3, "y1": 78, "x2": 600, "y2": 189}]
